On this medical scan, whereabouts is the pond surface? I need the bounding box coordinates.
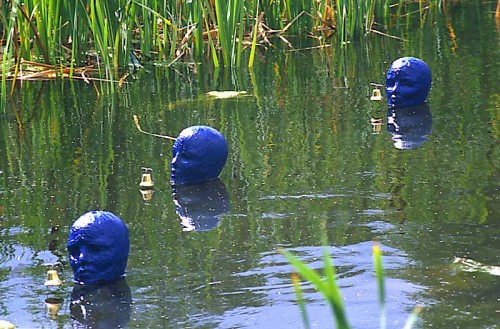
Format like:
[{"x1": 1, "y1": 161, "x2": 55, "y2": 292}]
[{"x1": 1, "y1": 3, "x2": 499, "y2": 329}]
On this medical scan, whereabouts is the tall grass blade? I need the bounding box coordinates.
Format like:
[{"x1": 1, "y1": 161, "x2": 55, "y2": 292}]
[
  {"x1": 283, "y1": 248, "x2": 350, "y2": 329},
  {"x1": 204, "y1": 16, "x2": 220, "y2": 68},
  {"x1": 402, "y1": 305, "x2": 424, "y2": 329},
  {"x1": 248, "y1": 1, "x2": 260, "y2": 68},
  {"x1": 321, "y1": 246, "x2": 350, "y2": 329},
  {"x1": 373, "y1": 242, "x2": 386, "y2": 329},
  {"x1": 291, "y1": 272, "x2": 311, "y2": 329},
  {"x1": 1, "y1": 0, "x2": 19, "y2": 104},
  {"x1": 213, "y1": 0, "x2": 229, "y2": 66},
  {"x1": 283, "y1": 250, "x2": 327, "y2": 292},
  {"x1": 234, "y1": 1, "x2": 244, "y2": 67},
  {"x1": 213, "y1": 0, "x2": 245, "y2": 67},
  {"x1": 130, "y1": 0, "x2": 179, "y2": 32}
]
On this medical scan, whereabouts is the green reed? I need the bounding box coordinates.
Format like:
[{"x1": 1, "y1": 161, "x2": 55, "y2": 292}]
[
  {"x1": 1, "y1": 0, "x2": 17, "y2": 100},
  {"x1": 373, "y1": 242, "x2": 387, "y2": 329},
  {"x1": 213, "y1": 0, "x2": 244, "y2": 67},
  {"x1": 283, "y1": 241, "x2": 350, "y2": 329},
  {"x1": 283, "y1": 242, "x2": 422, "y2": 329}
]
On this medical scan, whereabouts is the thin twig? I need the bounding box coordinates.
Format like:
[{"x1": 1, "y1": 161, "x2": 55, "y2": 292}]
[
  {"x1": 133, "y1": 115, "x2": 176, "y2": 141},
  {"x1": 368, "y1": 29, "x2": 407, "y2": 41},
  {"x1": 118, "y1": 72, "x2": 129, "y2": 87},
  {"x1": 176, "y1": 24, "x2": 197, "y2": 58},
  {"x1": 281, "y1": 11, "x2": 307, "y2": 34},
  {"x1": 81, "y1": 70, "x2": 90, "y2": 84},
  {"x1": 286, "y1": 44, "x2": 331, "y2": 52}
]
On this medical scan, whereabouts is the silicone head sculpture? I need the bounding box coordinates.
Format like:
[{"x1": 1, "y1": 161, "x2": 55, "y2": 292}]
[
  {"x1": 171, "y1": 126, "x2": 228, "y2": 185},
  {"x1": 386, "y1": 57, "x2": 432, "y2": 108},
  {"x1": 67, "y1": 211, "x2": 130, "y2": 285}
]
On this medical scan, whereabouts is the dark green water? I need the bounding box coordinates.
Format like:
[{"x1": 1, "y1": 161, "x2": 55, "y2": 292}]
[{"x1": 1, "y1": 3, "x2": 499, "y2": 328}]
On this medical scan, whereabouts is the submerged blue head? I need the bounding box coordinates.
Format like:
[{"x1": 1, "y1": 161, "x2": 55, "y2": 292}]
[
  {"x1": 67, "y1": 211, "x2": 130, "y2": 285},
  {"x1": 170, "y1": 126, "x2": 228, "y2": 185},
  {"x1": 386, "y1": 57, "x2": 432, "y2": 108}
]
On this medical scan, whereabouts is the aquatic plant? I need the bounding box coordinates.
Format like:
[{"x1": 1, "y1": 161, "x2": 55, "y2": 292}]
[
  {"x1": 0, "y1": 0, "x2": 487, "y2": 105},
  {"x1": 0, "y1": 1, "x2": 465, "y2": 68},
  {"x1": 283, "y1": 242, "x2": 423, "y2": 329}
]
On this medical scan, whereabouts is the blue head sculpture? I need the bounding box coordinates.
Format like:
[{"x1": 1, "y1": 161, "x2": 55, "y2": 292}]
[
  {"x1": 386, "y1": 57, "x2": 432, "y2": 108},
  {"x1": 67, "y1": 211, "x2": 130, "y2": 285},
  {"x1": 171, "y1": 126, "x2": 228, "y2": 185}
]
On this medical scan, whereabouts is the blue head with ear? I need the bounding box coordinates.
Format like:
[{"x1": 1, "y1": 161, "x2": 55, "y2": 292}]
[
  {"x1": 171, "y1": 126, "x2": 228, "y2": 185},
  {"x1": 67, "y1": 211, "x2": 130, "y2": 285},
  {"x1": 386, "y1": 57, "x2": 432, "y2": 108}
]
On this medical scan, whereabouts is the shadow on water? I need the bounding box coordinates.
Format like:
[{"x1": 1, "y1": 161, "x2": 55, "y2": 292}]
[{"x1": 0, "y1": 2, "x2": 499, "y2": 328}]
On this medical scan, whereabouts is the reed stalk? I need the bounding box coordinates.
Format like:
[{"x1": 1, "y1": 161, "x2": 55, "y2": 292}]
[
  {"x1": 213, "y1": 0, "x2": 245, "y2": 67},
  {"x1": 291, "y1": 272, "x2": 311, "y2": 329},
  {"x1": 284, "y1": 242, "x2": 421, "y2": 329},
  {"x1": 248, "y1": 0, "x2": 260, "y2": 68},
  {"x1": 283, "y1": 246, "x2": 350, "y2": 329},
  {"x1": 1, "y1": 0, "x2": 18, "y2": 104},
  {"x1": 403, "y1": 306, "x2": 424, "y2": 329},
  {"x1": 373, "y1": 242, "x2": 386, "y2": 329}
]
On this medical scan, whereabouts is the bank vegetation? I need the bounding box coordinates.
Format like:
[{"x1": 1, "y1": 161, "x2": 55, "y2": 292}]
[{"x1": 0, "y1": 0, "x2": 492, "y2": 95}]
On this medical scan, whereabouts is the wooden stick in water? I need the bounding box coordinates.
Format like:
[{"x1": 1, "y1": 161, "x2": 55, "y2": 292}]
[{"x1": 133, "y1": 115, "x2": 176, "y2": 141}]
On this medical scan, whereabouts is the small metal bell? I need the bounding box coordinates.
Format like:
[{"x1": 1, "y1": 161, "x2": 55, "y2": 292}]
[
  {"x1": 370, "y1": 117, "x2": 383, "y2": 133},
  {"x1": 45, "y1": 297, "x2": 63, "y2": 319},
  {"x1": 139, "y1": 167, "x2": 154, "y2": 189},
  {"x1": 140, "y1": 188, "x2": 154, "y2": 202},
  {"x1": 370, "y1": 87, "x2": 383, "y2": 101},
  {"x1": 44, "y1": 269, "x2": 62, "y2": 287},
  {"x1": 370, "y1": 83, "x2": 383, "y2": 101}
]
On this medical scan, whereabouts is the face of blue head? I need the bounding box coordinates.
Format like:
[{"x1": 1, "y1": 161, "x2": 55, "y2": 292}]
[
  {"x1": 386, "y1": 57, "x2": 432, "y2": 108},
  {"x1": 67, "y1": 211, "x2": 130, "y2": 285},
  {"x1": 170, "y1": 126, "x2": 228, "y2": 185}
]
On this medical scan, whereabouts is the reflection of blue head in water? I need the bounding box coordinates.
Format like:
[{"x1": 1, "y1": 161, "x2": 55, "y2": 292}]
[
  {"x1": 70, "y1": 278, "x2": 132, "y2": 329},
  {"x1": 171, "y1": 126, "x2": 228, "y2": 185},
  {"x1": 172, "y1": 179, "x2": 230, "y2": 231},
  {"x1": 67, "y1": 211, "x2": 130, "y2": 285},
  {"x1": 387, "y1": 103, "x2": 432, "y2": 149},
  {"x1": 386, "y1": 57, "x2": 432, "y2": 108}
]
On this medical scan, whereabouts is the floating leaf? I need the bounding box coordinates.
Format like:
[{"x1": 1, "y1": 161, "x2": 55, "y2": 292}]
[
  {"x1": 206, "y1": 91, "x2": 248, "y2": 99},
  {"x1": 453, "y1": 257, "x2": 500, "y2": 276}
]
